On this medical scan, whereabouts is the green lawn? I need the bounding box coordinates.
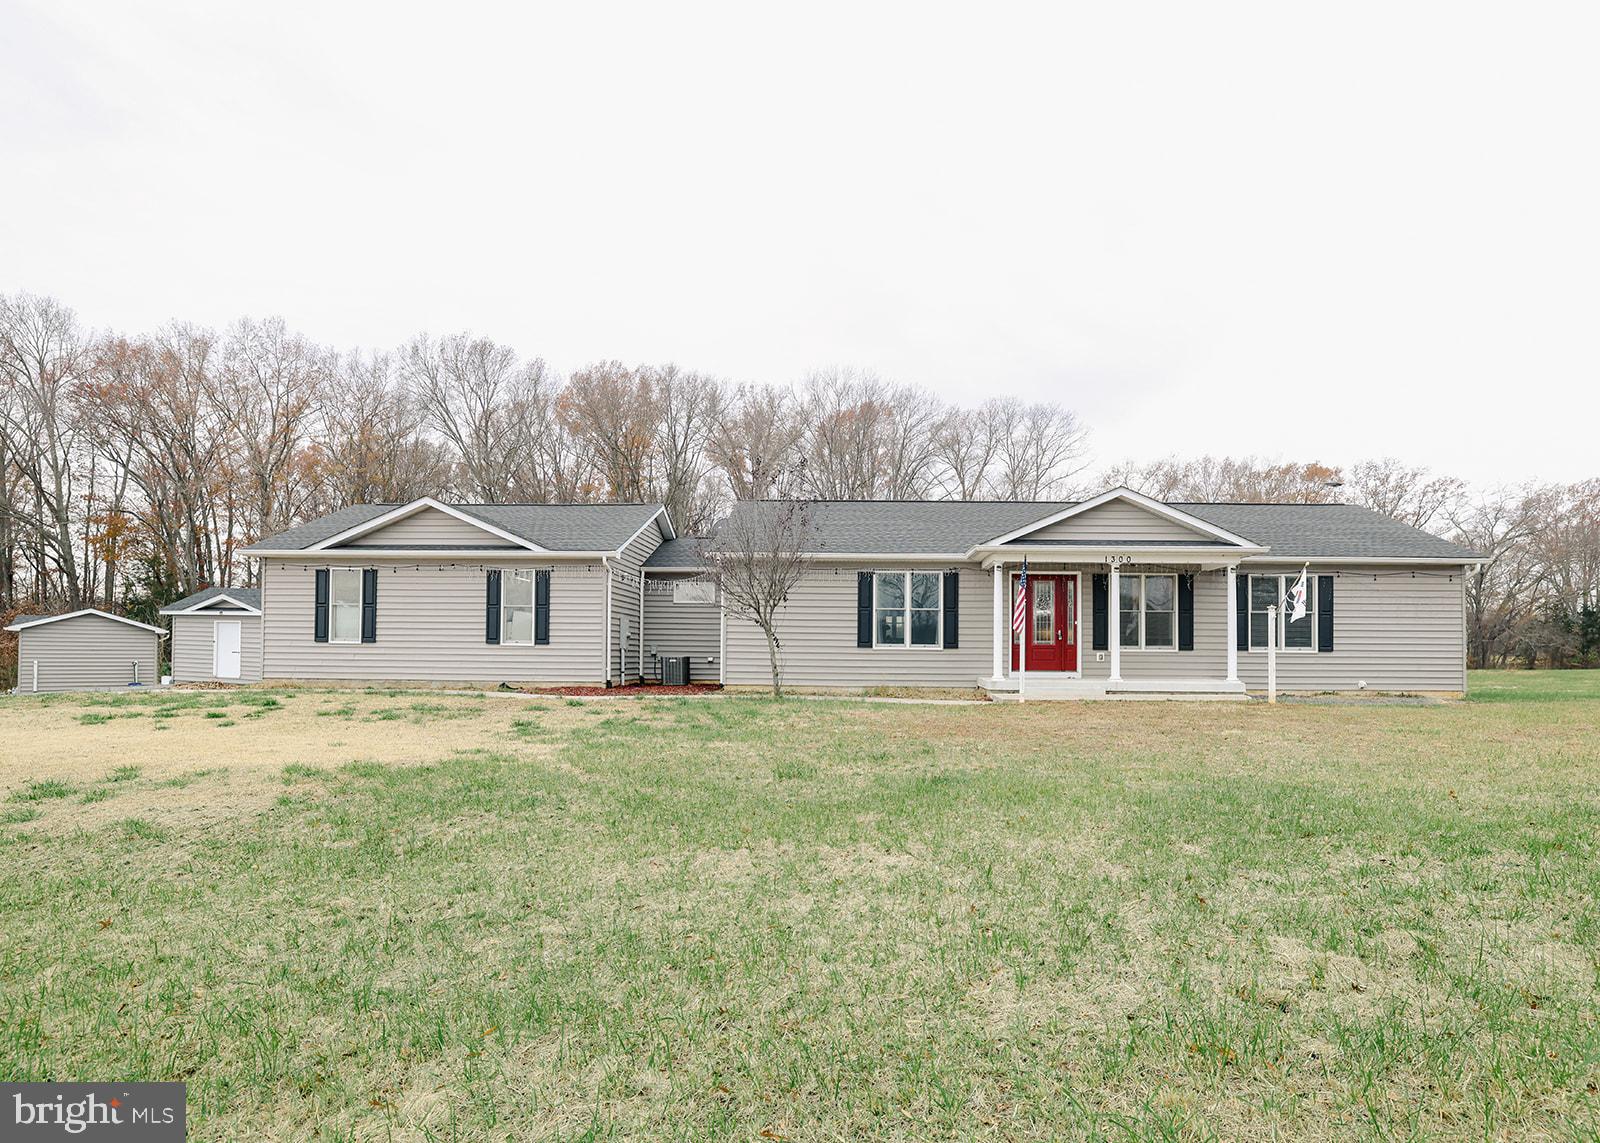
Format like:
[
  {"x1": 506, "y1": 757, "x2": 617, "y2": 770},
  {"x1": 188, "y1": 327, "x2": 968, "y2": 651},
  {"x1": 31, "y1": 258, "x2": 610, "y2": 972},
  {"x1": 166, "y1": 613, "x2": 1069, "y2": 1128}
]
[{"x1": 1, "y1": 674, "x2": 1598, "y2": 1140}]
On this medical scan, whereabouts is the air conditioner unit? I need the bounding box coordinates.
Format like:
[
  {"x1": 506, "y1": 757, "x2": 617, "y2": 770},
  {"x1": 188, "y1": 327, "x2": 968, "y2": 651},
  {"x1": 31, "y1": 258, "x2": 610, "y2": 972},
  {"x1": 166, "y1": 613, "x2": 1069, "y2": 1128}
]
[{"x1": 658, "y1": 656, "x2": 690, "y2": 686}]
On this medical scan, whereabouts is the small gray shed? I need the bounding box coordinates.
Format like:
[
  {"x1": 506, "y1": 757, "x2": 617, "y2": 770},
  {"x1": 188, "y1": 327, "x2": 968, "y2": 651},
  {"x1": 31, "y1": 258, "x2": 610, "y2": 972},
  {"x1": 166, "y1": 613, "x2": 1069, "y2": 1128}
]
[
  {"x1": 5, "y1": 609, "x2": 166, "y2": 694},
  {"x1": 160, "y1": 587, "x2": 264, "y2": 684}
]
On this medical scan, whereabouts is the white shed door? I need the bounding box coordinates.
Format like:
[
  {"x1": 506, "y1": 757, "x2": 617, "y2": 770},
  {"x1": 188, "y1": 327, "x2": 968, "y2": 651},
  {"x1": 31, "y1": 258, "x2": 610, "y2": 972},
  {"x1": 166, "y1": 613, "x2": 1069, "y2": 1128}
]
[{"x1": 213, "y1": 620, "x2": 242, "y2": 679}]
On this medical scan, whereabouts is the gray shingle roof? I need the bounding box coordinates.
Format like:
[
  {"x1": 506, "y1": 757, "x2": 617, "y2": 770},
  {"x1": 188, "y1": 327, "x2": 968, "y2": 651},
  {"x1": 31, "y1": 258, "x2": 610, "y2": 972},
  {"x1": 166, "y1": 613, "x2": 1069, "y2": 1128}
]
[
  {"x1": 245, "y1": 503, "x2": 666, "y2": 554},
  {"x1": 644, "y1": 539, "x2": 709, "y2": 569},
  {"x1": 720, "y1": 499, "x2": 1480, "y2": 560},
  {"x1": 1174, "y1": 503, "x2": 1480, "y2": 560},
  {"x1": 159, "y1": 586, "x2": 263, "y2": 614}
]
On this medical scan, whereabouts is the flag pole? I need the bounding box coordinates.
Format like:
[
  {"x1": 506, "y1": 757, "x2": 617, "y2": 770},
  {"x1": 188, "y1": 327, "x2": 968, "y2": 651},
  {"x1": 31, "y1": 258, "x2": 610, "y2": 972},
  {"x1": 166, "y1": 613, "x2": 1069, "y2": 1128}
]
[
  {"x1": 1019, "y1": 595, "x2": 1027, "y2": 706},
  {"x1": 1267, "y1": 603, "x2": 1278, "y2": 704}
]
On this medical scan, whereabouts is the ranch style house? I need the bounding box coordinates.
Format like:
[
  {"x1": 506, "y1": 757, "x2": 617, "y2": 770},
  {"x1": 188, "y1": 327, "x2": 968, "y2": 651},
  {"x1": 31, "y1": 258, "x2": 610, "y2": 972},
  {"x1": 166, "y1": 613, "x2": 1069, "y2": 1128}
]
[{"x1": 211, "y1": 488, "x2": 1482, "y2": 699}]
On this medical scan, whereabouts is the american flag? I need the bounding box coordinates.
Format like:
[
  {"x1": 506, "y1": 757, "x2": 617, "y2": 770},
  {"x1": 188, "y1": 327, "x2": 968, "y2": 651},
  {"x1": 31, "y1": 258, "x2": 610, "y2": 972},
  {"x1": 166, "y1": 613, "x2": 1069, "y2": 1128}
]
[{"x1": 1012, "y1": 557, "x2": 1029, "y2": 635}]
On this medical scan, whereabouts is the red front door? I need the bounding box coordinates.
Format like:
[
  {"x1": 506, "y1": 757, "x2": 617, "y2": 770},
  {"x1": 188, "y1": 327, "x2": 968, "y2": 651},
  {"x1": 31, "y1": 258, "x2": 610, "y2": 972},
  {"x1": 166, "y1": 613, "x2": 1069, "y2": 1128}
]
[{"x1": 1011, "y1": 574, "x2": 1078, "y2": 673}]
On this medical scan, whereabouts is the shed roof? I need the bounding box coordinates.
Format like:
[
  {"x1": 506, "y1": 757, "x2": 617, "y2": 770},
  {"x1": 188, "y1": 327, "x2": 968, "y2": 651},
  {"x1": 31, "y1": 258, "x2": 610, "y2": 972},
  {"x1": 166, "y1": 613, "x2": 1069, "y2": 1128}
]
[
  {"x1": 159, "y1": 587, "x2": 264, "y2": 614},
  {"x1": 4, "y1": 609, "x2": 167, "y2": 635}
]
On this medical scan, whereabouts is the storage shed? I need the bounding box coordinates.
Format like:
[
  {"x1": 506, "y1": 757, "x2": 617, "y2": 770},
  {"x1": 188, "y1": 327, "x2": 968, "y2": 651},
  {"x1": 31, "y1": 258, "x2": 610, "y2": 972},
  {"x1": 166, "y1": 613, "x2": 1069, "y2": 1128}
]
[
  {"x1": 5, "y1": 609, "x2": 166, "y2": 694},
  {"x1": 160, "y1": 587, "x2": 264, "y2": 684}
]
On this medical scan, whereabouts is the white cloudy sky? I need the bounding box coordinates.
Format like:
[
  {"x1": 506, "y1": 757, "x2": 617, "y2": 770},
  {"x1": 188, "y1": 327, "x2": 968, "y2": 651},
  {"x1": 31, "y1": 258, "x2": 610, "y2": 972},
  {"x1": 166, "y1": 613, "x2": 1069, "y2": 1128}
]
[{"x1": 3, "y1": 1, "x2": 1596, "y2": 486}]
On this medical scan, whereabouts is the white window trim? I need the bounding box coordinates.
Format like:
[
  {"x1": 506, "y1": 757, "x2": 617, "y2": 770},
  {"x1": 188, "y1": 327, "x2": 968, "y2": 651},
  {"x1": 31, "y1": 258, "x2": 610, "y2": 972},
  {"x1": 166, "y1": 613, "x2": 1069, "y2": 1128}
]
[
  {"x1": 1118, "y1": 573, "x2": 1178, "y2": 651},
  {"x1": 502, "y1": 568, "x2": 536, "y2": 645},
  {"x1": 872, "y1": 570, "x2": 943, "y2": 649},
  {"x1": 1247, "y1": 573, "x2": 1318, "y2": 653},
  {"x1": 328, "y1": 567, "x2": 364, "y2": 645}
]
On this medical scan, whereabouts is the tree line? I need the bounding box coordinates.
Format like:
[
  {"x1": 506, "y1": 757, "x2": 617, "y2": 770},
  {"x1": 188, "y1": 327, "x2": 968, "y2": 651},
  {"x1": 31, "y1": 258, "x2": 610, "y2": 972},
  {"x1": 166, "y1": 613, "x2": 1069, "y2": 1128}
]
[{"x1": 2, "y1": 291, "x2": 1596, "y2": 674}]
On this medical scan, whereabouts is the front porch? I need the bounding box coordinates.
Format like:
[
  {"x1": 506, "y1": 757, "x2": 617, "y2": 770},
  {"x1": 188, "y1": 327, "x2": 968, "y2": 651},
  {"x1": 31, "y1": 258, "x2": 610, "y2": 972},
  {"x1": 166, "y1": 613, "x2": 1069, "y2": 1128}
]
[{"x1": 974, "y1": 548, "x2": 1258, "y2": 702}]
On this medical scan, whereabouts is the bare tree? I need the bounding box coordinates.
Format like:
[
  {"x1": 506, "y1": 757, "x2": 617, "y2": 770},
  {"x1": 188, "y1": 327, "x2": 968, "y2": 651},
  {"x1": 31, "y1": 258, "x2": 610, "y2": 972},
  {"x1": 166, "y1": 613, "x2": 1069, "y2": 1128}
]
[
  {"x1": 1345, "y1": 458, "x2": 1465, "y2": 529},
  {"x1": 705, "y1": 498, "x2": 814, "y2": 697},
  {"x1": 313, "y1": 350, "x2": 453, "y2": 508},
  {"x1": 0, "y1": 293, "x2": 95, "y2": 607},
  {"x1": 708, "y1": 383, "x2": 804, "y2": 500},
  {"x1": 651, "y1": 365, "x2": 724, "y2": 532},
  {"x1": 560, "y1": 361, "x2": 659, "y2": 502},
  {"x1": 991, "y1": 400, "x2": 1091, "y2": 500},
  {"x1": 404, "y1": 333, "x2": 547, "y2": 502}
]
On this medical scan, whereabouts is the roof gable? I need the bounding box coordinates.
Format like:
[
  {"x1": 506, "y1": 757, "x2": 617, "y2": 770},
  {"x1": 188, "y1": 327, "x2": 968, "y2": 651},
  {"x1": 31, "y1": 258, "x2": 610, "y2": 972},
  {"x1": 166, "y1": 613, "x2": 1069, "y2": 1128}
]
[
  {"x1": 981, "y1": 489, "x2": 1254, "y2": 548},
  {"x1": 5, "y1": 609, "x2": 167, "y2": 635},
  {"x1": 312, "y1": 498, "x2": 542, "y2": 552},
  {"x1": 159, "y1": 587, "x2": 263, "y2": 615}
]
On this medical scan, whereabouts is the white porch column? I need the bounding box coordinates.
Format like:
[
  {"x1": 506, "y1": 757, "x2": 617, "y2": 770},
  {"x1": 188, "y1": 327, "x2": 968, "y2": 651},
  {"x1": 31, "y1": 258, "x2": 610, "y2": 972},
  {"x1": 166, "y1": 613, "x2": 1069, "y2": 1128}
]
[
  {"x1": 991, "y1": 562, "x2": 1005, "y2": 680},
  {"x1": 1108, "y1": 560, "x2": 1122, "y2": 683},
  {"x1": 1225, "y1": 564, "x2": 1239, "y2": 684}
]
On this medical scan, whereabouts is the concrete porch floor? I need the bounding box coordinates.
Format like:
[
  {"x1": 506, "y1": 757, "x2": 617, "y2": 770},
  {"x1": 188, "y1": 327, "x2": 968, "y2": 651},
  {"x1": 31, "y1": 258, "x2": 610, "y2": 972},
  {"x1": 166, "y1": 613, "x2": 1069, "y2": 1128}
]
[{"x1": 980, "y1": 676, "x2": 1251, "y2": 702}]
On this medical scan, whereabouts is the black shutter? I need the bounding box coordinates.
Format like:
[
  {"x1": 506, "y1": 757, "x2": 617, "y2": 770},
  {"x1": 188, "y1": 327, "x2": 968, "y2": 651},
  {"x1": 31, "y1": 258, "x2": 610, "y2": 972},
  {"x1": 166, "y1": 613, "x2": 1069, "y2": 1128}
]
[
  {"x1": 1091, "y1": 574, "x2": 1108, "y2": 651},
  {"x1": 535, "y1": 569, "x2": 551, "y2": 646},
  {"x1": 485, "y1": 569, "x2": 501, "y2": 644},
  {"x1": 1236, "y1": 573, "x2": 1250, "y2": 652},
  {"x1": 360, "y1": 569, "x2": 378, "y2": 643},
  {"x1": 1178, "y1": 574, "x2": 1195, "y2": 651},
  {"x1": 1317, "y1": 575, "x2": 1334, "y2": 652},
  {"x1": 942, "y1": 570, "x2": 959, "y2": 649},
  {"x1": 313, "y1": 569, "x2": 329, "y2": 643},
  {"x1": 857, "y1": 572, "x2": 873, "y2": 647}
]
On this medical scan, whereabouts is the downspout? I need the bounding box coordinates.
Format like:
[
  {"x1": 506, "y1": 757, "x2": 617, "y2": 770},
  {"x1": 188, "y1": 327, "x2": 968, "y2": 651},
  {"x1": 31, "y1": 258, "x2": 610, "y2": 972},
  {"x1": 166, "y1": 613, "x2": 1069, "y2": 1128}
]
[
  {"x1": 602, "y1": 556, "x2": 613, "y2": 687},
  {"x1": 637, "y1": 568, "x2": 646, "y2": 685}
]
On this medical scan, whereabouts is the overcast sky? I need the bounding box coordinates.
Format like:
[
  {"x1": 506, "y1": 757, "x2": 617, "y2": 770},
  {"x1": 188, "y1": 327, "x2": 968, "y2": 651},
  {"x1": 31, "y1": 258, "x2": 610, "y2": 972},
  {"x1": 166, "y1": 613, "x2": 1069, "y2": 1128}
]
[{"x1": 4, "y1": 1, "x2": 1595, "y2": 487}]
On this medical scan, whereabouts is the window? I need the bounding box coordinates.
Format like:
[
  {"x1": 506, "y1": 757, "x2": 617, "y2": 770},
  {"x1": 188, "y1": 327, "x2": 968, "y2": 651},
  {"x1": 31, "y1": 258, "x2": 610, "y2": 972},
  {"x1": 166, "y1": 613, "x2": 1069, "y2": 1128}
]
[
  {"x1": 673, "y1": 580, "x2": 716, "y2": 605},
  {"x1": 503, "y1": 569, "x2": 535, "y2": 644},
  {"x1": 874, "y1": 571, "x2": 941, "y2": 647},
  {"x1": 1249, "y1": 574, "x2": 1317, "y2": 650},
  {"x1": 330, "y1": 567, "x2": 363, "y2": 644},
  {"x1": 1117, "y1": 574, "x2": 1176, "y2": 649}
]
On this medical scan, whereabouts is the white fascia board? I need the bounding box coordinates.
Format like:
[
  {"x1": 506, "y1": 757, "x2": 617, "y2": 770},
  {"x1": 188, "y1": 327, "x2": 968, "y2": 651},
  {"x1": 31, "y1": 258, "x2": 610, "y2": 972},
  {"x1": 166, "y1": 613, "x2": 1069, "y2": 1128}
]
[
  {"x1": 973, "y1": 545, "x2": 1269, "y2": 568},
  {"x1": 5, "y1": 609, "x2": 167, "y2": 635},
  {"x1": 245, "y1": 548, "x2": 616, "y2": 560},
  {"x1": 159, "y1": 593, "x2": 262, "y2": 616},
  {"x1": 1238, "y1": 555, "x2": 1484, "y2": 567},
  {"x1": 977, "y1": 487, "x2": 1257, "y2": 548},
  {"x1": 620, "y1": 508, "x2": 675, "y2": 555},
  {"x1": 306, "y1": 497, "x2": 545, "y2": 552}
]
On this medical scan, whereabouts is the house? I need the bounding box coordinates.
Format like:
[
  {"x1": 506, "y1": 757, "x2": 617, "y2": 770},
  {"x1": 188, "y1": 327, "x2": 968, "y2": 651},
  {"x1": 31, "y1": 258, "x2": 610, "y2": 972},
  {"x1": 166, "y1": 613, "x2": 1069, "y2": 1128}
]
[
  {"x1": 238, "y1": 489, "x2": 1481, "y2": 697},
  {"x1": 160, "y1": 587, "x2": 264, "y2": 684},
  {"x1": 4, "y1": 609, "x2": 166, "y2": 693},
  {"x1": 242, "y1": 499, "x2": 674, "y2": 685}
]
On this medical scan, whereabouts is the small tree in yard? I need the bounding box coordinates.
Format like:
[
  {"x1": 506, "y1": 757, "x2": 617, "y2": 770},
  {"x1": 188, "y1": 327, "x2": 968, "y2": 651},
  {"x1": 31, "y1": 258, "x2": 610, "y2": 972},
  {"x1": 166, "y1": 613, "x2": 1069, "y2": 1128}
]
[{"x1": 706, "y1": 499, "x2": 814, "y2": 697}]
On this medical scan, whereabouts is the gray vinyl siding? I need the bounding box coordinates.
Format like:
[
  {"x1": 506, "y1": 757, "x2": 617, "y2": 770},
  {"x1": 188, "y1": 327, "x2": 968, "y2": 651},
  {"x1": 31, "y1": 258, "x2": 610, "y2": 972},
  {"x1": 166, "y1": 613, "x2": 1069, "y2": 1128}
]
[
  {"x1": 1234, "y1": 563, "x2": 1468, "y2": 693},
  {"x1": 608, "y1": 519, "x2": 665, "y2": 684},
  {"x1": 260, "y1": 557, "x2": 607, "y2": 684},
  {"x1": 724, "y1": 563, "x2": 993, "y2": 690},
  {"x1": 343, "y1": 507, "x2": 510, "y2": 548},
  {"x1": 1018, "y1": 500, "x2": 1213, "y2": 543},
  {"x1": 997, "y1": 561, "x2": 1469, "y2": 692},
  {"x1": 170, "y1": 612, "x2": 263, "y2": 683},
  {"x1": 643, "y1": 575, "x2": 720, "y2": 683},
  {"x1": 15, "y1": 616, "x2": 161, "y2": 693}
]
